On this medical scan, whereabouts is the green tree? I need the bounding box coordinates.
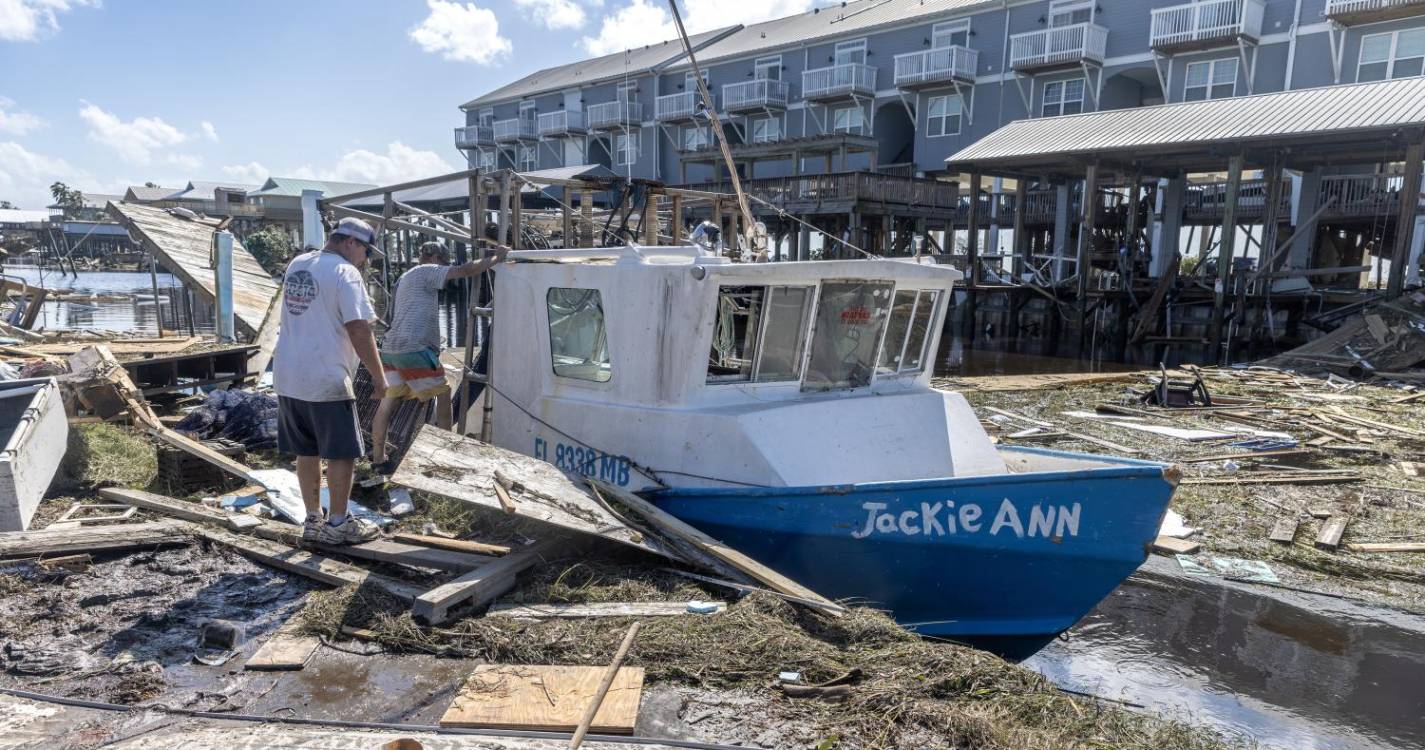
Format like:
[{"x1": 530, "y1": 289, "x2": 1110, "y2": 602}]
[
  {"x1": 244, "y1": 225, "x2": 295, "y2": 275},
  {"x1": 0, "y1": 200, "x2": 14, "y2": 209},
  {"x1": 49, "y1": 181, "x2": 84, "y2": 218}
]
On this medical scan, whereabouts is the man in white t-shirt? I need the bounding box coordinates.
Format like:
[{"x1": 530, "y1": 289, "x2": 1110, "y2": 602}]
[
  {"x1": 368, "y1": 240, "x2": 507, "y2": 475},
  {"x1": 272, "y1": 217, "x2": 387, "y2": 546}
]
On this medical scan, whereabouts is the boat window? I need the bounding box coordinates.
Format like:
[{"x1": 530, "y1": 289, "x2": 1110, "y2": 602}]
[
  {"x1": 755, "y1": 286, "x2": 812, "y2": 382},
  {"x1": 902, "y1": 291, "x2": 939, "y2": 373},
  {"x1": 707, "y1": 286, "x2": 765, "y2": 383},
  {"x1": 546, "y1": 288, "x2": 612, "y2": 382},
  {"x1": 877, "y1": 290, "x2": 919, "y2": 374},
  {"x1": 803, "y1": 281, "x2": 893, "y2": 391}
]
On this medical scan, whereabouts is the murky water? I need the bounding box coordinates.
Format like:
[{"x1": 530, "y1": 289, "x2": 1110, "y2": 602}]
[
  {"x1": 1027, "y1": 564, "x2": 1425, "y2": 749},
  {"x1": 1, "y1": 266, "x2": 213, "y2": 335}
]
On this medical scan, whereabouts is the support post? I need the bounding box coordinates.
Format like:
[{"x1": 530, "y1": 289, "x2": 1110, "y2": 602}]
[
  {"x1": 963, "y1": 171, "x2": 982, "y2": 339},
  {"x1": 1288, "y1": 168, "x2": 1322, "y2": 270},
  {"x1": 642, "y1": 192, "x2": 659, "y2": 245},
  {"x1": 562, "y1": 185, "x2": 574, "y2": 248},
  {"x1": 1053, "y1": 182, "x2": 1071, "y2": 281},
  {"x1": 1209, "y1": 154, "x2": 1245, "y2": 362},
  {"x1": 671, "y1": 195, "x2": 684, "y2": 244},
  {"x1": 214, "y1": 231, "x2": 235, "y2": 343},
  {"x1": 1151, "y1": 177, "x2": 1185, "y2": 278},
  {"x1": 1388, "y1": 139, "x2": 1424, "y2": 297},
  {"x1": 1076, "y1": 164, "x2": 1099, "y2": 357},
  {"x1": 300, "y1": 189, "x2": 324, "y2": 249},
  {"x1": 509, "y1": 177, "x2": 523, "y2": 250},
  {"x1": 496, "y1": 172, "x2": 512, "y2": 246},
  {"x1": 580, "y1": 190, "x2": 594, "y2": 247},
  {"x1": 1012, "y1": 179, "x2": 1029, "y2": 279}
]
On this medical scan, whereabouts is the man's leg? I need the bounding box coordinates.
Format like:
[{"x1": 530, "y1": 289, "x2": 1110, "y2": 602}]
[
  {"x1": 434, "y1": 386, "x2": 453, "y2": 431},
  {"x1": 296, "y1": 455, "x2": 322, "y2": 516},
  {"x1": 326, "y1": 458, "x2": 355, "y2": 520},
  {"x1": 370, "y1": 394, "x2": 400, "y2": 464}
]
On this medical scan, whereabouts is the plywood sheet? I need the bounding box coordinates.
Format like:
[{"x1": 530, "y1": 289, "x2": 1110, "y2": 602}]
[
  {"x1": 439, "y1": 664, "x2": 644, "y2": 733},
  {"x1": 108, "y1": 202, "x2": 280, "y2": 338}
]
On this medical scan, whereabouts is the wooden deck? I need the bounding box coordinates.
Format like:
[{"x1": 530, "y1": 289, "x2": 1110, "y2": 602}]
[{"x1": 121, "y1": 345, "x2": 258, "y2": 396}]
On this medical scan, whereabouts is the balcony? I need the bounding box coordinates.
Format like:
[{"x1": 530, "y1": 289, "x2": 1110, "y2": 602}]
[
  {"x1": 1318, "y1": 173, "x2": 1425, "y2": 219},
  {"x1": 454, "y1": 125, "x2": 493, "y2": 149},
  {"x1": 1009, "y1": 23, "x2": 1108, "y2": 72},
  {"x1": 655, "y1": 91, "x2": 716, "y2": 122},
  {"x1": 1325, "y1": 0, "x2": 1425, "y2": 24},
  {"x1": 893, "y1": 46, "x2": 978, "y2": 89},
  {"x1": 537, "y1": 110, "x2": 586, "y2": 137},
  {"x1": 722, "y1": 79, "x2": 791, "y2": 112},
  {"x1": 586, "y1": 101, "x2": 643, "y2": 130},
  {"x1": 493, "y1": 118, "x2": 537, "y2": 143},
  {"x1": 1150, "y1": 0, "x2": 1264, "y2": 53},
  {"x1": 801, "y1": 63, "x2": 877, "y2": 101}
]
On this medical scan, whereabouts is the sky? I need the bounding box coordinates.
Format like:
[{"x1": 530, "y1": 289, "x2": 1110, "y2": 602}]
[{"x1": 0, "y1": 0, "x2": 825, "y2": 209}]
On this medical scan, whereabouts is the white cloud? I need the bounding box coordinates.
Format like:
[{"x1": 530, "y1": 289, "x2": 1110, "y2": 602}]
[
  {"x1": 0, "y1": 0, "x2": 99, "y2": 42},
  {"x1": 581, "y1": 0, "x2": 816, "y2": 55},
  {"x1": 514, "y1": 0, "x2": 586, "y2": 29},
  {"x1": 78, "y1": 101, "x2": 188, "y2": 165},
  {"x1": 0, "y1": 140, "x2": 100, "y2": 209},
  {"x1": 0, "y1": 96, "x2": 43, "y2": 136},
  {"x1": 163, "y1": 153, "x2": 203, "y2": 172},
  {"x1": 221, "y1": 161, "x2": 268, "y2": 184},
  {"x1": 409, "y1": 0, "x2": 512, "y2": 65},
  {"x1": 200, "y1": 120, "x2": 219, "y2": 142},
  {"x1": 291, "y1": 142, "x2": 455, "y2": 185}
]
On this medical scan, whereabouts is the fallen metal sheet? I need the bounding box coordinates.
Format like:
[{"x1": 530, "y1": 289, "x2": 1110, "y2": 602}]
[{"x1": 1176, "y1": 554, "x2": 1280, "y2": 584}]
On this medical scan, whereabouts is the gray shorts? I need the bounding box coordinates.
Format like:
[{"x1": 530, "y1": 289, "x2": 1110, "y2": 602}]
[{"x1": 277, "y1": 396, "x2": 365, "y2": 460}]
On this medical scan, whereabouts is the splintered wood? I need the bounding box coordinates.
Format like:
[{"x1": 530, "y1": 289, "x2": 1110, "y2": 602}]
[
  {"x1": 391, "y1": 426, "x2": 677, "y2": 559},
  {"x1": 439, "y1": 664, "x2": 644, "y2": 733}
]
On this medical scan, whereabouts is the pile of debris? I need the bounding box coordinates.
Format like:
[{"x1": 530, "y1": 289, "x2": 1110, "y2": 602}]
[{"x1": 1263, "y1": 291, "x2": 1425, "y2": 380}]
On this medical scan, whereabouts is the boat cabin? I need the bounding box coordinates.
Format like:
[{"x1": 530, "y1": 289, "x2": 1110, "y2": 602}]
[{"x1": 489, "y1": 246, "x2": 1006, "y2": 491}]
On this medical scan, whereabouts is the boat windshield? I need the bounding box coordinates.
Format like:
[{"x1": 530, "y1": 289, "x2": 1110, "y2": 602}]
[
  {"x1": 803, "y1": 281, "x2": 893, "y2": 391},
  {"x1": 547, "y1": 287, "x2": 612, "y2": 382},
  {"x1": 706, "y1": 285, "x2": 814, "y2": 384}
]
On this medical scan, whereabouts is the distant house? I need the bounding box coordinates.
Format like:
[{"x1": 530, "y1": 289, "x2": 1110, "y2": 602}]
[
  {"x1": 47, "y1": 192, "x2": 122, "y2": 222},
  {"x1": 247, "y1": 177, "x2": 376, "y2": 238},
  {"x1": 122, "y1": 185, "x2": 178, "y2": 203}
]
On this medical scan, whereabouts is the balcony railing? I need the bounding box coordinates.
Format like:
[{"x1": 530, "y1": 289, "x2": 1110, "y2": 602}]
[
  {"x1": 893, "y1": 46, "x2": 978, "y2": 89},
  {"x1": 1318, "y1": 173, "x2": 1425, "y2": 217},
  {"x1": 1325, "y1": 0, "x2": 1425, "y2": 23},
  {"x1": 493, "y1": 118, "x2": 537, "y2": 142},
  {"x1": 1009, "y1": 23, "x2": 1108, "y2": 71},
  {"x1": 655, "y1": 91, "x2": 716, "y2": 121},
  {"x1": 454, "y1": 125, "x2": 493, "y2": 148},
  {"x1": 537, "y1": 110, "x2": 585, "y2": 137},
  {"x1": 586, "y1": 101, "x2": 643, "y2": 130},
  {"x1": 801, "y1": 63, "x2": 877, "y2": 101},
  {"x1": 1184, "y1": 179, "x2": 1292, "y2": 222},
  {"x1": 1150, "y1": 0, "x2": 1264, "y2": 51},
  {"x1": 722, "y1": 79, "x2": 791, "y2": 112}
]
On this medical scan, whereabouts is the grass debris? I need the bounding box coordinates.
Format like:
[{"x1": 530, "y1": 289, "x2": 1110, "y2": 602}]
[{"x1": 58, "y1": 423, "x2": 158, "y2": 490}]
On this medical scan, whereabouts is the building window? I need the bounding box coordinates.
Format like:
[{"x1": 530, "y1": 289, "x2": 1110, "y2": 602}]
[
  {"x1": 1048, "y1": 0, "x2": 1093, "y2": 27},
  {"x1": 754, "y1": 55, "x2": 781, "y2": 80},
  {"x1": 1358, "y1": 29, "x2": 1425, "y2": 83},
  {"x1": 615, "y1": 131, "x2": 640, "y2": 165},
  {"x1": 932, "y1": 19, "x2": 970, "y2": 49},
  {"x1": 832, "y1": 105, "x2": 866, "y2": 134},
  {"x1": 684, "y1": 70, "x2": 707, "y2": 91},
  {"x1": 478, "y1": 150, "x2": 495, "y2": 170},
  {"x1": 751, "y1": 116, "x2": 781, "y2": 143},
  {"x1": 1184, "y1": 58, "x2": 1237, "y2": 101},
  {"x1": 682, "y1": 124, "x2": 710, "y2": 151},
  {"x1": 617, "y1": 81, "x2": 637, "y2": 103},
  {"x1": 518, "y1": 145, "x2": 536, "y2": 171},
  {"x1": 547, "y1": 288, "x2": 611, "y2": 383},
  {"x1": 927, "y1": 94, "x2": 962, "y2": 137},
  {"x1": 479, "y1": 109, "x2": 494, "y2": 127},
  {"x1": 1041, "y1": 78, "x2": 1084, "y2": 117},
  {"x1": 834, "y1": 39, "x2": 868, "y2": 66}
]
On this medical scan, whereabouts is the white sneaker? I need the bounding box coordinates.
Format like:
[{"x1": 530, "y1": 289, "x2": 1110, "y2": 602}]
[
  {"x1": 301, "y1": 512, "x2": 325, "y2": 543},
  {"x1": 314, "y1": 517, "x2": 380, "y2": 546}
]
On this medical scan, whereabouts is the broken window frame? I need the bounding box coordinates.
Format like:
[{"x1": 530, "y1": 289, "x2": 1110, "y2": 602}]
[
  {"x1": 875, "y1": 289, "x2": 941, "y2": 377},
  {"x1": 546, "y1": 287, "x2": 613, "y2": 383},
  {"x1": 705, "y1": 284, "x2": 814, "y2": 385}
]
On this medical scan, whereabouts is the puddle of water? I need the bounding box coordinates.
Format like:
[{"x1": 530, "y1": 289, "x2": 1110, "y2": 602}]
[
  {"x1": 1025, "y1": 572, "x2": 1425, "y2": 750},
  {"x1": 935, "y1": 336, "x2": 1135, "y2": 378},
  {"x1": 1, "y1": 267, "x2": 213, "y2": 335}
]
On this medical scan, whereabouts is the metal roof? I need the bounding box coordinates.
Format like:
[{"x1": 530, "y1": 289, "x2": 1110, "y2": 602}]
[
  {"x1": 0, "y1": 208, "x2": 54, "y2": 225},
  {"x1": 166, "y1": 181, "x2": 260, "y2": 201},
  {"x1": 666, "y1": 0, "x2": 996, "y2": 69},
  {"x1": 124, "y1": 185, "x2": 177, "y2": 202},
  {"x1": 460, "y1": 26, "x2": 738, "y2": 110},
  {"x1": 946, "y1": 78, "x2": 1425, "y2": 174},
  {"x1": 248, "y1": 177, "x2": 377, "y2": 198}
]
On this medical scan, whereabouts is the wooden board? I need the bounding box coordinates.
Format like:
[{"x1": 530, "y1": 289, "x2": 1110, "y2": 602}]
[
  {"x1": 21, "y1": 337, "x2": 203, "y2": 357},
  {"x1": 391, "y1": 427, "x2": 675, "y2": 559},
  {"x1": 194, "y1": 525, "x2": 421, "y2": 601},
  {"x1": 250, "y1": 523, "x2": 490, "y2": 574},
  {"x1": 99, "y1": 487, "x2": 261, "y2": 531},
  {"x1": 1268, "y1": 517, "x2": 1300, "y2": 545},
  {"x1": 412, "y1": 538, "x2": 561, "y2": 625},
  {"x1": 589, "y1": 479, "x2": 845, "y2": 616},
  {"x1": 246, "y1": 293, "x2": 282, "y2": 378},
  {"x1": 245, "y1": 620, "x2": 319, "y2": 671},
  {"x1": 0, "y1": 521, "x2": 187, "y2": 558},
  {"x1": 1344, "y1": 542, "x2": 1425, "y2": 553},
  {"x1": 933, "y1": 371, "x2": 1145, "y2": 393},
  {"x1": 108, "y1": 202, "x2": 280, "y2": 338},
  {"x1": 489, "y1": 601, "x2": 726, "y2": 619},
  {"x1": 439, "y1": 664, "x2": 644, "y2": 733},
  {"x1": 1152, "y1": 535, "x2": 1201, "y2": 555},
  {"x1": 1316, "y1": 517, "x2": 1351, "y2": 550},
  {"x1": 392, "y1": 533, "x2": 511, "y2": 556}
]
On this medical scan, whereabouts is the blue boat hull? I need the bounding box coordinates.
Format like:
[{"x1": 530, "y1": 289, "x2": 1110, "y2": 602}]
[{"x1": 648, "y1": 447, "x2": 1177, "y2": 659}]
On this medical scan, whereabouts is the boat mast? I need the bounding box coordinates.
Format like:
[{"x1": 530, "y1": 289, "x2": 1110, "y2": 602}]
[{"x1": 665, "y1": 0, "x2": 765, "y2": 261}]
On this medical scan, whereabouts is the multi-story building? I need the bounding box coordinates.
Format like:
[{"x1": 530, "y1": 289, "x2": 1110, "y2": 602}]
[{"x1": 455, "y1": 0, "x2": 1425, "y2": 184}]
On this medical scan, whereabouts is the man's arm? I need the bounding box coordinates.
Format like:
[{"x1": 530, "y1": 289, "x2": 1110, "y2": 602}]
[
  {"x1": 446, "y1": 245, "x2": 509, "y2": 280},
  {"x1": 344, "y1": 319, "x2": 387, "y2": 400}
]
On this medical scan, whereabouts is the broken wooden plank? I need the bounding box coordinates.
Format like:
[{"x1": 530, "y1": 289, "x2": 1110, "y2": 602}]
[
  {"x1": 589, "y1": 478, "x2": 845, "y2": 617},
  {"x1": 570, "y1": 621, "x2": 642, "y2": 749},
  {"x1": 439, "y1": 664, "x2": 644, "y2": 734},
  {"x1": 1182, "y1": 473, "x2": 1360, "y2": 486},
  {"x1": 1268, "y1": 517, "x2": 1300, "y2": 545},
  {"x1": 1152, "y1": 536, "x2": 1201, "y2": 555},
  {"x1": 1178, "y1": 449, "x2": 1310, "y2": 464},
  {"x1": 488, "y1": 601, "x2": 726, "y2": 620},
  {"x1": 412, "y1": 538, "x2": 562, "y2": 625},
  {"x1": 193, "y1": 525, "x2": 421, "y2": 601},
  {"x1": 1315, "y1": 516, "x2": 1351, "y2": 551},
  {"x1": 246, "y1": 293, "x2": 282, "y2": 379},
  {"x1": 391, "y1": 533, "x2": 510, "y2": 557},
  {"x1": 1344, "y1": 542, "x2": 1425, "y2": 553},
  {"x1": 247, "y1": 521, "x2": 491, "y2": 573},
  {"x1": 245, "y1": 620, "x2": 320, "y2": 671},
  {"x1": 0, "y1": 521, "x2": 188, "y2": 559},
  {"x1": 391, "y1": 426, "x2": 675, "y2": 559},
  {"x1": 98, "y1": 487, "x2": 261, "y2": 532}
]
